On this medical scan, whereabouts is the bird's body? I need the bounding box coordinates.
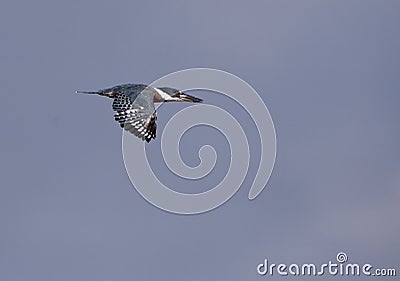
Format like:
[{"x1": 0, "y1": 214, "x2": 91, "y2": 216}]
[{"x1": 77, "y1": 84, "x2": 202, "y2": 142}]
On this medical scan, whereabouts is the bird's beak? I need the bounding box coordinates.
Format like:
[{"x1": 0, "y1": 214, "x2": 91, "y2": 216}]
[{"x1": 172, "y1": 92, "x2": 203, "y2": 103}]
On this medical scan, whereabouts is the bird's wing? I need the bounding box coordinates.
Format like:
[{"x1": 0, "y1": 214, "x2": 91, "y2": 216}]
[{"x1": 112, "y1": 87, "x2": 157, "y2": 142}]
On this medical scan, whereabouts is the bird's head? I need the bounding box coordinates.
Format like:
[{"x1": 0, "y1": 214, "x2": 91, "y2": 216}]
[
  {"x1": 157, "y1": 87, "x2": 181, "y2": 97},
  {"x1": 156, "y1": 87, "x2": 203, "y2": 103}
]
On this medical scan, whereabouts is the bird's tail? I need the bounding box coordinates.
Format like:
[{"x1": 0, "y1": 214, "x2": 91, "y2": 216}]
[
  {"x1": 76, "y1": 89, "x2": 115, "y2": 98},
  {"x1": 76, "y1": 90, "x2": 99, "y2": 95},
  {"x1": 172, "y1": 93, "x2": 203, "y2": 103}
]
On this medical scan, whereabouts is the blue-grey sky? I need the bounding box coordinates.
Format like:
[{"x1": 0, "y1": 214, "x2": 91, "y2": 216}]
[{"x1": 0, "y1": 1, "x2": 399, "y2": 280}]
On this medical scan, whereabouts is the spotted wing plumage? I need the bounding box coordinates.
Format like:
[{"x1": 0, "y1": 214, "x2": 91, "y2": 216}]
[
  {"x1": 112, "y1": 86, "x2": 157, "y2": 142},
  {"x1": 112, "y1": 93, "x2": 132, "y2": 112}
]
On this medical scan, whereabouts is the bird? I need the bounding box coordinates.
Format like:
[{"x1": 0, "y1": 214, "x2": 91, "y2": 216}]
[{"x1": 77, "y1": 84, "x2": 202, "y2": 142}]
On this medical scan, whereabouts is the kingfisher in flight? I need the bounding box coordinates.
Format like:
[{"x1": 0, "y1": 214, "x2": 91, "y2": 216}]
[{"x1": 77, "y1": 84, "x2": 202, "y2": 142}]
